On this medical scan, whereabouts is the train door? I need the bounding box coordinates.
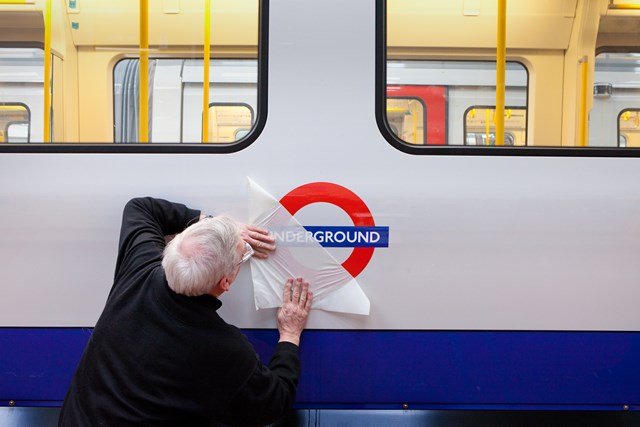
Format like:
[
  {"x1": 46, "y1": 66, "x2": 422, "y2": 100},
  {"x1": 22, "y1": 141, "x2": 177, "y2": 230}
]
[{"x1": 386, "y1": 85, "x2": 446, "y2": 145}]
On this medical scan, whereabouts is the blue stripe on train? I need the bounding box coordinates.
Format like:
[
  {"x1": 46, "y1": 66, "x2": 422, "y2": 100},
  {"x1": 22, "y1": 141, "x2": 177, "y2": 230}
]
[{"x1": 1, "y1": 328, "x2": 639, "y2": 409}]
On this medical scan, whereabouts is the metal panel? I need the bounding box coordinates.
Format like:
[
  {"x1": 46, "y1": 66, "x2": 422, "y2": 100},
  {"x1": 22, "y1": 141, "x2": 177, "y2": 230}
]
[{"x1": 1, "y1": 328, "x2": 639, "y2": 410}]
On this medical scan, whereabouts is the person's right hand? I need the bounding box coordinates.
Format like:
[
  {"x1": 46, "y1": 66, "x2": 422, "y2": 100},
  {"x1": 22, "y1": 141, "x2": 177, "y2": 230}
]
[
  {"x1": 239, "y1": 223, "x2": 276, "y2": 259},
  {"x1": 277, "y1": 278, "x2": 312, "y2": 346}
]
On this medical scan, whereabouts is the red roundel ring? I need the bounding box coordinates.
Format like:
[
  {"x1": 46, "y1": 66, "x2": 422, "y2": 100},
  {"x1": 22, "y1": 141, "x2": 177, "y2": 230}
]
[{"x1": 279, "y1": 182, "x2": 375, "y2": 278}]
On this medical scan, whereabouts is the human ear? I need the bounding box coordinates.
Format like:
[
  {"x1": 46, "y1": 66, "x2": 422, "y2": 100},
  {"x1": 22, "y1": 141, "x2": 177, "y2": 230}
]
[{"x1": 220, "y1": 277, "x2": 231, "y2": 293}]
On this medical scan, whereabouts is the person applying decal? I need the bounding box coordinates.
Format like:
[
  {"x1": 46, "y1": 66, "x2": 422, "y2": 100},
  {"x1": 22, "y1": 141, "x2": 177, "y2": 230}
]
[{"x1": 59, "y1": 197, "x2": 313, "y2": 427}]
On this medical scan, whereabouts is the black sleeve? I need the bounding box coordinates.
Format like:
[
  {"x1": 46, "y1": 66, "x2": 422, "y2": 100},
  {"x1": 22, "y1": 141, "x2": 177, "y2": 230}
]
[
  {"x1": 112, "y1": 197, "x2": 201, "y2": 290},
  {"x1": 218, "y1": 342, "x2": 301, "y2": 426}
]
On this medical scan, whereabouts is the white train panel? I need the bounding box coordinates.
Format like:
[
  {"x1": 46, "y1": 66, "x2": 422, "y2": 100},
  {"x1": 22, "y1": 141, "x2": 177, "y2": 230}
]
[{"x1": 1, "y1": 0, "x2": 639, "y2": 333}]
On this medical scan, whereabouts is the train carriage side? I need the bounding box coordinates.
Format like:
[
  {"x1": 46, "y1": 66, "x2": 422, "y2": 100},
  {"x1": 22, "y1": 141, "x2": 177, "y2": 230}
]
[{"x1": 1, "y1": 0, "x2": 640, "y2": 422}]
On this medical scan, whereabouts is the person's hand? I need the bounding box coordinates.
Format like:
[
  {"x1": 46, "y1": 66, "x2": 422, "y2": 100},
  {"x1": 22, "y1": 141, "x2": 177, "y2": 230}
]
[
  {"x1": 240, "y1": 224, "x2": 276, "y2": 259},
  {"x1": 277, "y1": 278, "x2": 312, "y2": 346}
]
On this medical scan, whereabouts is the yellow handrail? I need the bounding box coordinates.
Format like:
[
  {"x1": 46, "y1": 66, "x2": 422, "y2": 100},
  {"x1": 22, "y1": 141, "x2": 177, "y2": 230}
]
[
  {"x1": 43, "y1": 0, "x2": 51, "y2": 143},
  {"x1": 0, "y1": 0, "x2": 35, "y2": 3},
  {"x1": 579, "y1": 57, "x2": 588, "y2": 147},
  {"x1": 139, "y1": 0, "x2": 149, "y2": 143},
  {"x1": 202, "y1": 0, "x2": 211, "y2": 143},
  {"x1": 609, "y1": 4, "x2": 640, "y2": 9},
  {"x1": 495, "y1": 0, "x2": 506, "y2": 146},
  {"x1": 0, "y1": 106, "x2": 29, "y2": 111}
]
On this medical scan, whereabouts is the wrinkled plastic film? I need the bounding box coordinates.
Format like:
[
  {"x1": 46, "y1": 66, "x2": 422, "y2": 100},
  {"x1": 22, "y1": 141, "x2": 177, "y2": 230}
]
[{"x1": 248, "y1": 178, "x2": 370, "y2": 315}]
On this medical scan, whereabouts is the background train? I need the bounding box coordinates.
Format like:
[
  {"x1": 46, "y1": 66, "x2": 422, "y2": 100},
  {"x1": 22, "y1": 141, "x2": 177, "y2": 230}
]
[
  {"x1": 1, "y1": 0, "x2": 640, "y2": 425},
  {"x1": 4, "y1": 47, "x2": 640, "y2": 147}
]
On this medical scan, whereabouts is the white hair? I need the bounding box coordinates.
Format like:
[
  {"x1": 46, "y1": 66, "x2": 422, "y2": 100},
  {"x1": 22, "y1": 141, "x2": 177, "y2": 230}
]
[{"x1": 162, "y1": 216, "x2": 241, "y2": 296}]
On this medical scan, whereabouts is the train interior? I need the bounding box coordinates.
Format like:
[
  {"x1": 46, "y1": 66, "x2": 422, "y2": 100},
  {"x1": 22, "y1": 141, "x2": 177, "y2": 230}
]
[{"x1": 0, "y1": 0, "x2": 639, "y2": 147}]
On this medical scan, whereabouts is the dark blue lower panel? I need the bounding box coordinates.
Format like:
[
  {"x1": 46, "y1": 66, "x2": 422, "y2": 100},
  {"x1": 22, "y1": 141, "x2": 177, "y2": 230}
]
[
  {"x1": 0, "y1": 328, "x2": 92, "y2": 404},
  {"x1": 1, "y1": 328, "x2": 639, "y2": 409}
]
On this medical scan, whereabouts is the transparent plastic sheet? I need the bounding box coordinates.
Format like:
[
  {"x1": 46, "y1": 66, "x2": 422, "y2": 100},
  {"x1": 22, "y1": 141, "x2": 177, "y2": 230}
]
[{"x1": 248, "y1": 178, "x2": 370, "y2": 315}]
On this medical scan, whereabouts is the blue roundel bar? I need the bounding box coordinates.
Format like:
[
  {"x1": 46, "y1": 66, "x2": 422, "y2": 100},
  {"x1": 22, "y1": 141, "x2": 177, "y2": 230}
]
[
  {"x1": 303, "y1": 226, "x2": 389, "y2": 247},
  {"x1": 1, "y1": 328, "x2": 639, "y2": 409},
  {"x1": 270, "y1": 226, "x2": 390, "y2": 248}
]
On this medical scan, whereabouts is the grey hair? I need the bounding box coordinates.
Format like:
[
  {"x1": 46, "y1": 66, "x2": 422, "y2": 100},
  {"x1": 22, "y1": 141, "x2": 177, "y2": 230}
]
[{"x1": 162, "y1": 216, "x2": 241, "y2": 296}]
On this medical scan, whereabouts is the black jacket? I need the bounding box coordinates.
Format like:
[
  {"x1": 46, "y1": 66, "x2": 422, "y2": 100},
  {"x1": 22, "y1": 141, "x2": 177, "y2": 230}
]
[{"x1": 59, "y1": 197, "x2": 300, "y2": 426}]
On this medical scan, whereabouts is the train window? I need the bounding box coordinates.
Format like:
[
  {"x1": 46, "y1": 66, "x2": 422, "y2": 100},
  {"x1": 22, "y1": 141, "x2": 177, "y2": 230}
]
[
  {"x1": 235, "y1": 128, "x2": 251, "y2": 140},
  {"x1": 465, "y1": 132, "x2": 516, "y2": 147},
  {"x1": 386, "y1": 97, "x2": 425, "y2": 144},
  {"x1": 619, "y1": 134, "x2": 628, "y2": 148},
  {"x1": 464, "y1": 107, "x2": 526, "y2": 146},
  {"x1": 0, "y1": 49, "x2": 42, "y2": 142},
  {"x1": 591, "y1": 53, "x2": 640, "y2": 147},
  {"x1": 618, "y1": 109, "x2": 640, "y2": 148},
  {"x1": 384, "y1": 61, "x2": 528, "y2": 147},
  {"x1": 206, "y1": 103, "x2": 254, "y2": 143},
  {"x1": 114, "y1": 56, "x2": 259, "y2": 144},
  {"x1": 6, "y1": 122, "x2": 30, "y2": 143},
  {"x1": 0, "y1": 104, "x2": 31, "y2": 143},
  {"x1": 0, "y1": 1, "x2": 262, "y2": 148}
]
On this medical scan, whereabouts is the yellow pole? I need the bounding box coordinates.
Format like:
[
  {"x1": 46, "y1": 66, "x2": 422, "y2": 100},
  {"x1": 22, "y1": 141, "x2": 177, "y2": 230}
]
[
  {"x1": 43, "y1": 0, "x2": 52, "y2": 143},
  {"x1": 202, "y1": 0, "x2": 211, "y2": 143},
  {"x1": 579, "y1": 56, "x2": 588, "y2": 147},
  {"x1": 495, "y1": 0, "x2": 506, "y2": 146},
  {"x1": 412, "y1": 101, "x2": 417, "y2": 144},
  {"x1": 139, "y1": 0, "x2": 149, "y2": 143},
  {"x1": 485, "y1": 108, "x2": 490, "y2": 145}
]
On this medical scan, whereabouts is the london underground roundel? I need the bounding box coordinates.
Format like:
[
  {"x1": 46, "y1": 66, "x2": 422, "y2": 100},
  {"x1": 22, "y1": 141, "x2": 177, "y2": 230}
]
[{"x1": 279, "y1": 182, "x2": 388, "y2": 278}]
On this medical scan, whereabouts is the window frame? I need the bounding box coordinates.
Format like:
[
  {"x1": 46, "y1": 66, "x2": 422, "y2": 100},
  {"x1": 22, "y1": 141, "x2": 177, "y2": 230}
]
[
  {"x1": 386, "y1": 95, "x2": 427, "y2": 145},
  {"x1": 463, "y1": 105, "x2": 527, "y2": 147},
  {"x1": 112, "y1": 58, "x2": 260, "y2": 145},
  {"x1": 381, "y1": 57, "x2": 529, "y2": 151},
  {"x1": 203, "y1": 102, "x2": 255, "y2": 144},
  {"x1": 0, "y1": 102, "x2": 31, "y2": 143},
  {"x1": 0, "y1": 1, "x2": 269, "y2": 154},
  {"x1": 375, "y1": 0, "x2": 640, "y2": 157},
  {"x1": 617, "y1": 108, "x2": 640, "y2": 148}
]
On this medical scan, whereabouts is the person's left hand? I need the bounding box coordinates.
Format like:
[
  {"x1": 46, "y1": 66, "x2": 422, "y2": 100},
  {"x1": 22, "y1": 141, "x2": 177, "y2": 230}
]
[{"x1": 240, "y1": 224, "x2": 276, "y2": 259}]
